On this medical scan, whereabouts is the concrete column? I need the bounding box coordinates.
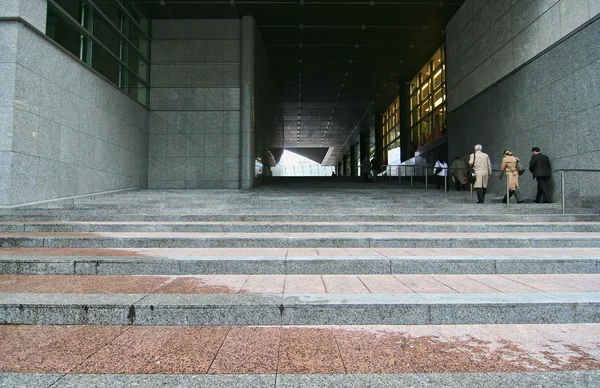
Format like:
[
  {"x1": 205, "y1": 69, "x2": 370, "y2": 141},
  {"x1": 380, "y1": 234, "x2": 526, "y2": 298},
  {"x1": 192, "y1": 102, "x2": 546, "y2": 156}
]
[
  {"x1": 400, "y1": 82, "x2": 411, "y2": 162},
  {"x1": 0, "y1": 0, "x2": 47, "y2": 32},
  {"x1": 359, "y1": 126, "x2": 370, "y2": 162},
  {"x1": 240, "y1": 16, "x2": 256, "y2": 189},
  {"x1": 374, "y1": 113, "x2": 383, "y2": 162},
  {"x1": 350, "y1": 143, "x2": 358, "y2": 177}
]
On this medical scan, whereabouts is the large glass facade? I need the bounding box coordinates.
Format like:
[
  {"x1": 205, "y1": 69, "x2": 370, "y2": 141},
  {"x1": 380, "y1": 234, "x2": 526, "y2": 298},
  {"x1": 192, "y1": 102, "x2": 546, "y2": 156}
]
[
  {"x1": 409, "y1": 47, "x2": 446, "y2": 154},
  {"x1": 382, "y1": 96, "x2": 400, "y2": 152},
  {"x1": 46, "y1": 0, "x2": 150, "y2": 105}
]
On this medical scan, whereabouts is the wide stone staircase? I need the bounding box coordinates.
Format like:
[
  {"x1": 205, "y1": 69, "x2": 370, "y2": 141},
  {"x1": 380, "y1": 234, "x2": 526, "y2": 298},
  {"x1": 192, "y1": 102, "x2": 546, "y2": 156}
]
[{"x1": 1, "y1": 178, "x2": 599, "y2": 387}]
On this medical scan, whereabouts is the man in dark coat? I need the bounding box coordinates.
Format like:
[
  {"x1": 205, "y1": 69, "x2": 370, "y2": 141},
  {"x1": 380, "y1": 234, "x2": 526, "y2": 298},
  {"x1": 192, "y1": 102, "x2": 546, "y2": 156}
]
[{"x1": 529, "y1": 147, "x2": 552, "y2": 203}]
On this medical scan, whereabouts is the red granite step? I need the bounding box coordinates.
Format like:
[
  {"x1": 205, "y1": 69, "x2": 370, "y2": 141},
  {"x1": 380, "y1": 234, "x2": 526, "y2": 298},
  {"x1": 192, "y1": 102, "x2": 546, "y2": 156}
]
[
  {"x1": 1, "y1": 324, "x2": 598, "y2": 374},
  {"x1": 1, "y1": 274, "x2": 599, "y2": 294}
]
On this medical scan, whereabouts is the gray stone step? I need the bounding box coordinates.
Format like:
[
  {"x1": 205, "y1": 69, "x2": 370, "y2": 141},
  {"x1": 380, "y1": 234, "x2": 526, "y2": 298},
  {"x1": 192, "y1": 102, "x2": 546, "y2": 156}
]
[
  {"x1": 8, "y1": 205, "x2": 574, "y2": 215},
  {"x1": 2, "y1": 214, "x2": 599, "y2": 222},
  {"x1": 1, "y1": 255, "x2": 598, "y2": 275},
  {"x1": 2, "y1": 221, "x2": 600, "y2": 233},
  {"x1": 3, "y1": 371, "x2": 599, "y2": 388},
  {"x1": 2, "y1": 232, "x2": 600, "y2": 248},
  {"x1": 1, "y1": 292, "x2": 598, "y2": 325}
]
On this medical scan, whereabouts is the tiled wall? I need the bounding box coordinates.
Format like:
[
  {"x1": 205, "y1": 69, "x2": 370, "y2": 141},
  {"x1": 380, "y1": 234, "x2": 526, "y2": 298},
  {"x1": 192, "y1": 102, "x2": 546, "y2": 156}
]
[
  {"x1": 0, "y1": 7, "x2": 149, "y2": 206},
  {"x1": 447, "y1": 17, "x2": 600, "y2": 205},
  {"x1": 446, "y1": 0, "x2": 600, "y2": 112},
  {"x1": 148, "y1": 20, "x2": 242, "y2": 189}
]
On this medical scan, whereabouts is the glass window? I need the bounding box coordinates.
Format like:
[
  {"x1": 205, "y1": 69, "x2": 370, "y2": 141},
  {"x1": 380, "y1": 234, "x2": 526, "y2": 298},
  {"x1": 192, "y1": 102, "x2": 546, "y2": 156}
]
[
  {"x1": 127, "y1": 49, "x2": 149, "y2": 81},
  {"x1": 94, "y1": 0, "x2": 122, "y2": 28},
  {"x1": 408, "y1": 44, "x2": 447, "y2": 152},
  {"x1": 126, "y1": 74, "x2": 148, "y2": 105},
  {"x1": 92, "y1": 42, "x2": 121, "y2": 85},
  {"x1": 128, "y1": 23, "x2": 149, "y2": 58},
  {"x1": 93, "y1": 16, "x2": 121, "y2": 57},
  {"x1": 47, "y1": 5, "x2": 85, "y2": 59},
  {"x1": 53, "y1": 0, "x2": 82, "y2": 21},
  {"x1": 46, "y1": 0, "x2": 150, "y2": 106},
  {"x1": 382, "y1": 96, "x2": 400, "y2": 152}
]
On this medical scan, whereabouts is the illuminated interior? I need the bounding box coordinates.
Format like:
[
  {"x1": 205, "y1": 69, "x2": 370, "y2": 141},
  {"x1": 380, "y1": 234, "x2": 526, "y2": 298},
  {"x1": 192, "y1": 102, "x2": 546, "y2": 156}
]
[{"x1": 409, "y1": 46, "x2": 446, "y2": 154}]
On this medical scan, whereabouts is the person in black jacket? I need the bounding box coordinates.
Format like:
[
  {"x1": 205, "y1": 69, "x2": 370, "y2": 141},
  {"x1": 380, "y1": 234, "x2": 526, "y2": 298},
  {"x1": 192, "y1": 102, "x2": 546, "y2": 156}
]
[{"x1": 529, "y1": 147, "x2": 552, "y2": 203}]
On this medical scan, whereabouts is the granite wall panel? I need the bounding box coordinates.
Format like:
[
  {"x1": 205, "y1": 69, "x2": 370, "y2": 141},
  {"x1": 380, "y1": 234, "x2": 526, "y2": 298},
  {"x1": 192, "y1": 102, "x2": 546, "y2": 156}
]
[
  {"x1": 0, "y1": 17, "x2": 149, "y2": 206},
  {"x1": 149, "y1": 19, "x2": 243, "y2": 189},
  {"x1": 447, "y1": 0, "x2": 596, "y2": 111},
  {"x1": 448, "y1": 17, "x2": 600, "y2": 207}
]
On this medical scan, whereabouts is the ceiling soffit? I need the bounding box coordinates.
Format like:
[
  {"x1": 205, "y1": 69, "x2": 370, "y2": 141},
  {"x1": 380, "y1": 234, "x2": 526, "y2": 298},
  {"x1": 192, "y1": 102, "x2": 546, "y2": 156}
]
[{"x1": 140, "y1": 0, "x2": 465, "y2": 165}]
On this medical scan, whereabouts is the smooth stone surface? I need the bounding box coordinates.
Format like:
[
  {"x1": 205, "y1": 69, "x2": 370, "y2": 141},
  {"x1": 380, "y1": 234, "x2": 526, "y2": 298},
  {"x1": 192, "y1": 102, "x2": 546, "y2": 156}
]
[
  {"x1": 2, "y1": 371, "x2": 598, "y2": 388},
  {"x1": 0, "y1": 373, "x2": 62, "y2": 388},
  {"x1": 54, "y1": 374, "x2": 275, "y2": 388},
  {"x1": 277, "y1": 371, "x2": 600, "y2": 387}
]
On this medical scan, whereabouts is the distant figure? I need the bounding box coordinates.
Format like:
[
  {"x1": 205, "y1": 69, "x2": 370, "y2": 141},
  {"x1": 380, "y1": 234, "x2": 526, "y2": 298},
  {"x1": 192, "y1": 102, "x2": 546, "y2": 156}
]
[
  {"x1": 361, "y1": 155, "x2": 371, "y2": 182},
  {"x1": 331, "y1": 171, "x2": 336, "y2": 177},
  {"x1": 468, "y1": 144, "x2": 492, "y2": 204},
  {"x1": 370, "y1": 154, "x2": 382, "y2": 179},
  {"x1": 529, "y1": 146, "x2": 552, "y2": 203},
  {"x1": 499, "y1": 150, "x2": 524, "y2": 203},
  {"x1": 434, "y1": 156, "x2": 449, "y2": 190},
  {"x1": 450, "y1": 156, "x2": 467, "y2": 191}
]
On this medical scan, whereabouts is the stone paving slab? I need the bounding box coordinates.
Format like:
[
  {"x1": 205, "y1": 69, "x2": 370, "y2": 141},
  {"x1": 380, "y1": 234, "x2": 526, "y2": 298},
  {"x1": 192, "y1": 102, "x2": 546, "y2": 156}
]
[
  {"x1": 0, "y1": 324, "x2": 598, "y2": 377},
  {"x1": 1, "y1": 274, "x2": 599, "y2": 294},
  {"x1": 1, "y1": 291, "x2": 599, "y2": 325}
]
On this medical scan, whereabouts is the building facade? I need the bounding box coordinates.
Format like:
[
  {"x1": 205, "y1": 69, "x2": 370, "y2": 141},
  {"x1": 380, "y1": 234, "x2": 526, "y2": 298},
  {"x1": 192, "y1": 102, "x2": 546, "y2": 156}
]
[
  {"x1": 1, "y1": 0, "x2": 598, "y2": 207},
  {"x1": 0, "y1": 0, "x2": 279, "y2": 207},
  {"x1": 446, "y1": 0, "x2": 600, "y2": 205}
]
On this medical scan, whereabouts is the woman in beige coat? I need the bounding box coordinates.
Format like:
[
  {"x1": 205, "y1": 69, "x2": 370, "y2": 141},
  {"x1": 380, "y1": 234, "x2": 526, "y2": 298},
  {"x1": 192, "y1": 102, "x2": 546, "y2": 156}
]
[
  {"x1": 468, "y1": 144, "x2": 492, "y2": 203},
  {"x1": 499, "y1": 149, "x2": 524, "y2": 203}
]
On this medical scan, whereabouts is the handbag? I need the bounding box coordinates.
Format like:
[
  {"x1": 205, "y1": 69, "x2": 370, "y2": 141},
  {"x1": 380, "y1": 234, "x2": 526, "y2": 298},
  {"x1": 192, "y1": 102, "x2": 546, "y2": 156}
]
[
  {"x1": 516, "y1": 158, "x2": 525, "y2": 175},
  {"x1": 465, "y1": 154, "x2": 477, "y2": 185}
]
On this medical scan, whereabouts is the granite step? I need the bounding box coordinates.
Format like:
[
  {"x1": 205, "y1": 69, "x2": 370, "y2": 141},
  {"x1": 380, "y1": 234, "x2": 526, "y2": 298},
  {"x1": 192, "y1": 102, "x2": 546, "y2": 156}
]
[
  {"x1": 8, "y1": 205, "x2": 572, "y2": 216},
  {"x1": 2, "y1": 232, "x2": 600, "y2": 248},
  {"x1": 1, "y1": 273, "x2": 599, "y2": 326},
  {"x1": 2, "y1": 221, "x2": 600, "y2": 233},
  {"x1": 1, "y1": 290, "x2": 598, "y2": 325},
  {"x1": 1, "y1": 324, "x2": 599, "y2": 385},
  {"x1": 3, "y1": 214, "x2": 599, "y2": 222},
  {"x1": 1, "y1": 254, "x2": 598, "y2": 275},
  {"x1": 3, "y1": 371, "x2": 598, "y2": 388},
  {"x1": 2, "y1": 274, "x2": 599, "y2": 294}
]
